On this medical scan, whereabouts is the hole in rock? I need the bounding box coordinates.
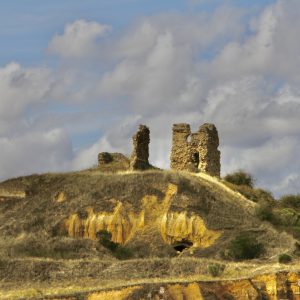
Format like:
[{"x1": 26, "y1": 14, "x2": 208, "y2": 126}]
[
  {"x1": 173, "y1": 240, "x2": 193, "y2": 252},
  {"x1": 191, "y1": 152, "x2": 199, "y2": 168}
]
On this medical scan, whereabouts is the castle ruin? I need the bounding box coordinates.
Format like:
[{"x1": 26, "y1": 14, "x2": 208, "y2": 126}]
[
  {"x1": 129, "y1": 124, "x2": 150, "y2": 170},
  {"x1": 98, "y1": 122, "x2": 220, "y2": 177},
  {"x1": 170, "y1": 123, "x2": 220, "y2": 177}
]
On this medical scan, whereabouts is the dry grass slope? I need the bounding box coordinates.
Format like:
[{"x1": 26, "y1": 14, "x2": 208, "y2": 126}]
[{"x1": 0, "y1": 169, "x2": 298, "y2": 299}]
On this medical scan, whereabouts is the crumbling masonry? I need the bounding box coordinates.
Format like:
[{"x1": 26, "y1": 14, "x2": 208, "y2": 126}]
[
  {"x1": 98, "y1": 122, "x2": 220, "y2": 177},
  {"x1": 170, "y1": 123, "x2": 220, "y2": 177},
  {"x1": 130, "y1": 124, "x2": 150, "y2": 170}
]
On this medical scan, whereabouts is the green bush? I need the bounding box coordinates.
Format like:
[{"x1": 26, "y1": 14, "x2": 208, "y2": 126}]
[
  {"x1": 208, "y1": 263, "x2": 225, "y2": 277},
  {"x1": 97, "y1": 230, "x2": 118, "y2": 251},
  {"x1": 114, "y1": 246, "x2": 132, "y2": 260},
  {"x1": 255, "y1": 203, "x2": 275, "y2": 223},
  {"x1": 227, "y1": 234, "x2": 264, "y2": 260},
  {"x1": 224, "y1": 170, "x2": 254, "y2": 188},
  {"x1": 274, "y1": 208, "x2": 300, "y2": 227},
  {"x1": 97, "y1": 230, "x2": 132, "y2": 260},
  {"x1": 279, "y1": 194, "x2": 300, "y2": 210},
  {"x1": 278, "y1": 253, "x2": 292, "y2": 263},
  {"x1": 253, "y1": 189, "x2": 274, "y2": 204}
]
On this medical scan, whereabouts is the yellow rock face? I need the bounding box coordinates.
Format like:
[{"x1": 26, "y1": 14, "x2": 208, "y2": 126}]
[
  {"x1": 64, "y1": 183, "x2": 222, "y2": 248},
  {"x1": 65, "y1": 201, "x2": 144, "y2": 244},
  {"x1": 160, "y1": 211, "x2": 222, "y2": 247},
  {"x1": 82, "y1": 281, "x2": 258, "y2": 300},
  {"x1": 0, "y1": 189, "x2": 26, "y2": 199},
  {"x1": 54, "y1": 192, "x2": 65, "y2": 203},
  {"x1": 253, "y1": 274, "x2": 278, "y2": 296},
  {"x1": 167, "y1": 283, "x2": 204, "y2": 300},
  {"x1": 87, "y1": 286, "x2": 139, "y2": 300}
]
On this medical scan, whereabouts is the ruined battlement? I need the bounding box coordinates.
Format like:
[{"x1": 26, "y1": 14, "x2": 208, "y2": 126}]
[
  {"x1": 98, "y1": 152, "x2": 129, "y2": 165},
  {"x1": 98, "y1": 122, "x2": 220, "y2": 177},
  {"x1": 130, "y1": 124, "x2": 150, "y2": 170},
  {"x1": 170, "y1": 123, "x2": 220, "y2": 177}
]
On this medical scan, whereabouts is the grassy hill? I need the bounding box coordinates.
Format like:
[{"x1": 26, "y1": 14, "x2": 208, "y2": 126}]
[{"x1": 0, "y1": 169, "x2": 299, "y2": 299}]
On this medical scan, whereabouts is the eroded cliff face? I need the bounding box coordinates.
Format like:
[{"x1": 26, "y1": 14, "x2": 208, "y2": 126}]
[
  {"x1": 65, "y1": 202, "x2": 144, "y2": 244},
  {"x1": 50, "y1": 272, "x2": 300, "y2": 300},
  {"x1": 64, "y1": 183, "x2": 222, "y2": 249},
  {"x1": 160, "y1": 212, "x2": 221, "y2": 247}
]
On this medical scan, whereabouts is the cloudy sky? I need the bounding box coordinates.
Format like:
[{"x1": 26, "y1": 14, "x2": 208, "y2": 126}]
[{"x1": 1, "y1": 0, "x2": 300, "y2": 197}]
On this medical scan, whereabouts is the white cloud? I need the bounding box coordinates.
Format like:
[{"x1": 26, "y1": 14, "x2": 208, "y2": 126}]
[
  {"x1": 72, "y1": 115, "x2": 140, "y2": 170},
  {"x1": 208, "y1": 0, "x2": 300, "y2": 82},
  {"x1": 48, "y1": 19, "x2": 111, "y2": 58},
  {"x1": 2, "y1": 1, "x2": 300, "y2": 197},
  {"x1": 0, "y1": 63, "x2": 53, "y2": 125},
  {"x1": 0, "y1": 129, "x2": 72, "y2": 179}
]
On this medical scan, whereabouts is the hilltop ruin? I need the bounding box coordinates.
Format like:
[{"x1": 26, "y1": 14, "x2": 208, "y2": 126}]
[
  {"x1": 130, "y1": 124, "x2": 150, "y2": 170},
  {"x1": 98, "y1": 122, "x2": 220, "y2": 177},
  {"x1": 170, "y1": 123, "x2": 220, "y2": 177}
]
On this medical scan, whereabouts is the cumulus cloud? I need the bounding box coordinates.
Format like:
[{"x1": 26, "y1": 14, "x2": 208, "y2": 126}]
[
  {"x1": 0, "y1": 129, "x2": 72, "y2": 179},
  {"x1": 72, "y1": 115, "x2": 141, "y2": 170},
  {"x1": 2, "y1": 0, "x2": 300, "y2": 197},
  {"x1": 93, "y1": 1, "x2": 300, "y2": 196},
  {"x1": 48, "y1": 19, "x2": 111, "y2": 58},
  {"x1": 0, "y1": 63, "x2": 53, "y2": 128},
  {"x1": 0, "y1": 61, "x2": 76, "y2": 179},
  {"x1": 97, "y1": 7, "x2": 245, "y2": 114}
]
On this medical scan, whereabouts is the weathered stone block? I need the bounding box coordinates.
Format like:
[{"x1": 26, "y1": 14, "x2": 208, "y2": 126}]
[
  {"x1": 130, "y1": 125, "x2": 150, "y2": 170},
  {"x1": 170, "y1": 122, "x2": 221, "y2": 177},
  {"x1": 98, "y1": 152, "x2": 113, "y2": 164}
]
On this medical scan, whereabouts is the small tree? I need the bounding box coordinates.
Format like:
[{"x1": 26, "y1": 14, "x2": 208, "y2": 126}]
[{"x1": 224, "y1": 170, "x2": 254, "y2": 188}]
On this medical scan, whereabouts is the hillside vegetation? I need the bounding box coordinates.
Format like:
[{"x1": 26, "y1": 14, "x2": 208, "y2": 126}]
[{"x1": 0, "y1": 168, "x2": 299, "y2": 299}]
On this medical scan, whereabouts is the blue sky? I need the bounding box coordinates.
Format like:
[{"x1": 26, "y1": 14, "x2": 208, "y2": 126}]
[
  {"x1": 1, "y1": 0, "x2": 300, "y2": 197},
  {"x1": 0, "y1": 0, "x2": 276, "y2": 65}
]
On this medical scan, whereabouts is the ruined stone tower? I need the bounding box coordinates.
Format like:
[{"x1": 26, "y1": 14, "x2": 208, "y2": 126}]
[
  {"x1": 198, "y1": 123, "x2": 220, "y2": 177},
  {"x1": 170, "y1": 124, "x2": 195, "y2": 172},
  {"x1": 170, "y1": 123, "x2": 220, "y2": 177},
  {"x1": 130, "y1": 124, "x2": 150, "y2": 170}
]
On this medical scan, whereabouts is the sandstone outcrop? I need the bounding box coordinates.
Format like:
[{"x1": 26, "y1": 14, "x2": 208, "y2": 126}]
[
  {"x1": 0, "y1": 188, "x2": 26, "y2": 199},
  {"x1": 130, "y1": 124, "x2": 150, "y2": 170},
  {"x1": 64, "y1": 183, "x2": 221, "y2": 249},
  {"x1": 48, "y1": 272, "x2": 300, "y2": 300},
  {"x1": 170, "y1": 123, "x2": 220, "y2": 177}
]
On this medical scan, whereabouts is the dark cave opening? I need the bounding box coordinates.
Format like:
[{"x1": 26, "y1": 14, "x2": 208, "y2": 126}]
[{"x1": 173, "y1": 240, "x2": 193, "y2": 252}]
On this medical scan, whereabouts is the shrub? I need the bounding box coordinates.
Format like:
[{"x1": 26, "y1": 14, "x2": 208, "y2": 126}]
[
  {"x1": 208, "y1": 263, "x2": 225, "y2": 277},
  {"x1": 97, "y1": 230, "x2": 132, "y2": 260},
  {"x1": 274, "y1": 208, "x2": 300, "y2": 227},
  {"x1": 255, "y1": 203, "x2": 275, "y2": 222},
  {"x1": 97, "y1": 230, "x2": 118, "y2": 251},
  {"x1": 227, "y1": 234, "x2": 264, "y2": 260},
  {"x1": 224, "y1": 170, "x2": 254, "y2": 188},
  {"x1": 278, "y1": 253, "x2": 292, "y2": 263},
  {"x1": 114, "y1": 246, "x2": 132, "y2": 260},
  {"x1": 279, "y1": 194, "x2": 300, "y2": 210}
]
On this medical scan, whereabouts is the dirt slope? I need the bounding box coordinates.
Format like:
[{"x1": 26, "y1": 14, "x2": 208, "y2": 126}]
[{"x1": 0, "y1": 169, "x2": 298, "y2": 299}]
